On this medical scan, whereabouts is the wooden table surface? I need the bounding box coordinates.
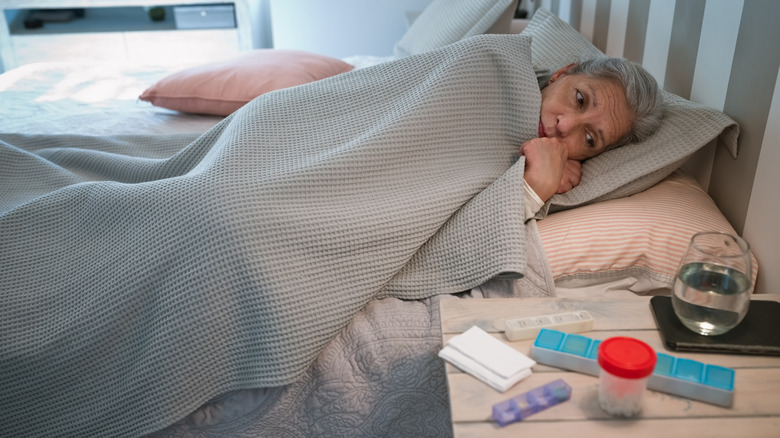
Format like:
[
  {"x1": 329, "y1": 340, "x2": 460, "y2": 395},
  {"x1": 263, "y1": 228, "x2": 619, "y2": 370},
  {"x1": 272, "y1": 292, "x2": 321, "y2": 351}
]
[{"x1": 440, "y1": 295, "x2": 780, "y2": 437}]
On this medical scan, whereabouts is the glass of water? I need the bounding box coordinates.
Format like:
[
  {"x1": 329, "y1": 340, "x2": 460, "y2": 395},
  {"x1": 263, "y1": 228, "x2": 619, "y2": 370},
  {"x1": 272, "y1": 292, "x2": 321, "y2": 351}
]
[{"x1": 671, "y1": 231, "x2": 754, "y2": 336}]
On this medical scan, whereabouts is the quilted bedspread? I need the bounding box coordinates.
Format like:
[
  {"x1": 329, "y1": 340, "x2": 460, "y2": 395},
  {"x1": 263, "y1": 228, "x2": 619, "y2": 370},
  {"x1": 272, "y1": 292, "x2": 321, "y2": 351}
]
[{"x1": 0, "y1": 34, "x2": 540, "y2": 436}]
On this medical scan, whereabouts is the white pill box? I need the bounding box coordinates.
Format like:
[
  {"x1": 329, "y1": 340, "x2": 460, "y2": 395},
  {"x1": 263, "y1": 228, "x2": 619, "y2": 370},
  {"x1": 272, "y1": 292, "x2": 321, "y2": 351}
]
[{"x1": 505, "y1": 310, "x2": 594, "y2": 341}]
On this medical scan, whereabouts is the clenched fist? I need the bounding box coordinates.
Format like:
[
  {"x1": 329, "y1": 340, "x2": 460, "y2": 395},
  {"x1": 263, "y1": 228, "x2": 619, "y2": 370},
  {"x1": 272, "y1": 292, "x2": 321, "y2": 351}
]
[{"x1": 519, "y1": 137, "x2": 582, "y2": 202}]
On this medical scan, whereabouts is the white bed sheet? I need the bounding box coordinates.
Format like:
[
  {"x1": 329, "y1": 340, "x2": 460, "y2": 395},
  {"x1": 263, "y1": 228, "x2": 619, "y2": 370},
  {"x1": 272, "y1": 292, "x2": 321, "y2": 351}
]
[
  {"x1": 342, "y1": 54, "x2": 397, "y2": 70},
  {"x1": 0, "y1": 62, "x2": 223, "y2": 136},
  {"x1": 0, "y1": 56, "x2": 395, "y2": 138}
]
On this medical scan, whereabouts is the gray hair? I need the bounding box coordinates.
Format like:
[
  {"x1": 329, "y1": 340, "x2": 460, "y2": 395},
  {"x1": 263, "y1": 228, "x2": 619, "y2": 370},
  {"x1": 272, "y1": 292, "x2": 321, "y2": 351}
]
[{"x1": 538, "y1": 57, "x2": 665, "y2": 149}]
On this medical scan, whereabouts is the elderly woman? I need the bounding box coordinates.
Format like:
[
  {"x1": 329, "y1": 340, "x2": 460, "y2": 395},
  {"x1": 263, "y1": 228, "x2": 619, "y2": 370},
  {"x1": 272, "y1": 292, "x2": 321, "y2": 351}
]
[{"x1": 521, "y1": 57, "x2": 664, "y2": 218}]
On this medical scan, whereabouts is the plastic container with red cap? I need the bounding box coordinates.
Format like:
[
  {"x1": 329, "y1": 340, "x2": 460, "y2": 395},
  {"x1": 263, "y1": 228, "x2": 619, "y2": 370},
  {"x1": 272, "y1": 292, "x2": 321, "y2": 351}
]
[{"x1": 597, "y1": 336, "x2": 657, "y2": 417}]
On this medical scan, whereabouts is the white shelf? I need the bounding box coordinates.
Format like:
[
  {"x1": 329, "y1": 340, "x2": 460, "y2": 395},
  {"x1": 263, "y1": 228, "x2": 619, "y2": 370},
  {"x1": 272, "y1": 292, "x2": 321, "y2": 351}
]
[
  {"x1": 8, "y1": 7, "x2": 179, "y2": 35},
  {"x1": 0, "y1": 0, "x2": 253, "y2": 70}
]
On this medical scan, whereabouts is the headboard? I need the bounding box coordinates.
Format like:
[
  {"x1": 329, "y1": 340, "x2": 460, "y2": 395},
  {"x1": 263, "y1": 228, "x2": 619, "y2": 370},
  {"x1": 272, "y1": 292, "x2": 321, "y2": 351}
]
[{"x1": 526, "y1": 0, "x2": 779, "y2": 294}]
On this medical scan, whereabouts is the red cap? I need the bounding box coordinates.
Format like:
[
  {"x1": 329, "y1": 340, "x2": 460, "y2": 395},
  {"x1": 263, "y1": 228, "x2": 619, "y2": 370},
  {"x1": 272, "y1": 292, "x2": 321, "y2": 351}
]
[{"x1": 597, "y1": 337, "x2": 657, "y2": 379}]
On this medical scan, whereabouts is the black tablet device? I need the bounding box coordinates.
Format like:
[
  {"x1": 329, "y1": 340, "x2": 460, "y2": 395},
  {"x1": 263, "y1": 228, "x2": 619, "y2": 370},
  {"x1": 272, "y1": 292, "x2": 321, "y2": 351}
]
[{"x1": 650, "y1": 295, "x2": 780, "y2": 356}]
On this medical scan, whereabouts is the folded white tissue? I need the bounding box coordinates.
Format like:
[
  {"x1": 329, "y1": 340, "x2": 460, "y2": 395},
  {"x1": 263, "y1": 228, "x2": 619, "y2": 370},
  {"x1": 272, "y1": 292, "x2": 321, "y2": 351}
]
[{"x1": 439, "y1": 325, "x2": 536, "y2": 392}]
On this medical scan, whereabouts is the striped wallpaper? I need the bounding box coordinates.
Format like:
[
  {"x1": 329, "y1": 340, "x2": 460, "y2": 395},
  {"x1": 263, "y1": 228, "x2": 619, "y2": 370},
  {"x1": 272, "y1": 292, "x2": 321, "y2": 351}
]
[{"x1": 526, "y1": 0, "x2": 779, "y2": 293}]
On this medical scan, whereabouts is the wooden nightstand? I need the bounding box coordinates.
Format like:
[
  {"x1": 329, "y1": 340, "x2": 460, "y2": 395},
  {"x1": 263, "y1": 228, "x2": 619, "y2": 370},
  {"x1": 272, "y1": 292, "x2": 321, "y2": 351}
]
[{"x1": 440, "y1": 295, "x2": 780, "y2": 437}]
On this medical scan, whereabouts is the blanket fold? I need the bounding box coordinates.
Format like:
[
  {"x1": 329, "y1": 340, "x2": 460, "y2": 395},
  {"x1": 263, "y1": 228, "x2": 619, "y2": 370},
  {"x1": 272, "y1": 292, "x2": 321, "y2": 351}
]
[{"x1": 0, "y1": 34, "x2": 540, "y2": 437}]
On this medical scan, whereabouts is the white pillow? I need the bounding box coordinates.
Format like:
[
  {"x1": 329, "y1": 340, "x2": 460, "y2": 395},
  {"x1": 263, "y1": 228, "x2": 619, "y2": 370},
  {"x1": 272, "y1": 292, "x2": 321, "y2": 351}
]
[{"x1": 394, "y1": 0, "x2": 516, "y2": 58}]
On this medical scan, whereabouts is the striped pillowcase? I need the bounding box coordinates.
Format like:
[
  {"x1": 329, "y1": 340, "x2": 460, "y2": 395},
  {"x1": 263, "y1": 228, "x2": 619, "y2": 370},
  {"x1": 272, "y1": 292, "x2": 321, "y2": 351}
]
[{"x1": 537, "y1": 171, "x2": 758, "y2": 293}]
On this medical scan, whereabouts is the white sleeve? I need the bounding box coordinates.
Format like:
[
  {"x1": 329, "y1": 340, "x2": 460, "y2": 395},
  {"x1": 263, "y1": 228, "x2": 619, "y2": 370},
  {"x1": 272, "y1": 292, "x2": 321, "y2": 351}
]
[{"x1": 523, "y1": 178, "x2": 545, "y2": 220}]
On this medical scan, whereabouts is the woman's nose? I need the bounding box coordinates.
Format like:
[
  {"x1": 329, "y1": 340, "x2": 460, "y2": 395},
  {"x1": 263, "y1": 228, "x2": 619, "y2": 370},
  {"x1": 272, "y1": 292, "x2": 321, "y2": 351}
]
[{"x1": 556, "y1": 114, "x2": 581, "y2": 137}]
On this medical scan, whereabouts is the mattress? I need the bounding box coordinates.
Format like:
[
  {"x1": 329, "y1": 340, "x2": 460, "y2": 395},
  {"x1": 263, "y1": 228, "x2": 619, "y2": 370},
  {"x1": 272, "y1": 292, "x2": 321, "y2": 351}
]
[{"x1": 0, "y1": 61, "x2": 225, "y2": 136}]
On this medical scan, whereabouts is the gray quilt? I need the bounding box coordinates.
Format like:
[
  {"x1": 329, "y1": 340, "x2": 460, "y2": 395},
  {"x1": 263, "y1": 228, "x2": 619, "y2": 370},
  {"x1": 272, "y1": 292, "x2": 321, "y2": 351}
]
[
  {"x1": 145, "y1": 222, "x2": 555, "y2": 438},
  {"x1": 0, "y1": 34, "x2": 541, "y2": 437}
]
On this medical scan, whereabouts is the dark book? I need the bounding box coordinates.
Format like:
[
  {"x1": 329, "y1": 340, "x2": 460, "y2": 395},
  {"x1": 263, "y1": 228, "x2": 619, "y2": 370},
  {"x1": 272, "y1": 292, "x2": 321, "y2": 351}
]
[{"x1": 650, "y1": 295, "x2": 780, "y2": 356}]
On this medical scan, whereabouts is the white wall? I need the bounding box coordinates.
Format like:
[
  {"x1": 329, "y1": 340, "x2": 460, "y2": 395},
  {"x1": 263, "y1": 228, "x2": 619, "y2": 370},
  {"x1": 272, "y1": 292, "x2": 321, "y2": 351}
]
[
  {"x1": 744, "y1": 67, "x2": 780, "y2": 296},
  {"x1": 268, "y1": 0, "x2": 433, "y2": 58},
  {"x1": 246, "y1": 0, "x2": 273, "y2": 49}
]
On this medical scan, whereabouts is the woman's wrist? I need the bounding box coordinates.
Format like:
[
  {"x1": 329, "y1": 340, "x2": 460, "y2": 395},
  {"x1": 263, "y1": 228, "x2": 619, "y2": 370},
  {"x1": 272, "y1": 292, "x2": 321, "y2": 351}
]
[{"x1": 523, "y1": 178, "x2": 545, "y2": 219}]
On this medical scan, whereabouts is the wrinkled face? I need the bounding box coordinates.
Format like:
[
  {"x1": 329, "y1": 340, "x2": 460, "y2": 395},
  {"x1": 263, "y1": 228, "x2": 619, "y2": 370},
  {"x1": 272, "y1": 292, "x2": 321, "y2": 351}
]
[{"x1": 539, "y1": 72, "x2": 633, "y2": 160}]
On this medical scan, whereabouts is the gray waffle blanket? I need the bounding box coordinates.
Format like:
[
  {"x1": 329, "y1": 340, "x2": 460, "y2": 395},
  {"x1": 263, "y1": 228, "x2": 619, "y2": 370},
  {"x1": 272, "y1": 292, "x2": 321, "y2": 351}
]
[{"x1": 0, "y1": 34, "x2": 540, "y2": 437}]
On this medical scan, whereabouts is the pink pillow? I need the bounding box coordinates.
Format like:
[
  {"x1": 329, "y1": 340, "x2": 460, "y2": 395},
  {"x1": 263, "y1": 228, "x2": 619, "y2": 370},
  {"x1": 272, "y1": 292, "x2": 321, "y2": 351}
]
[
  {"x1": 537, "y1": 171, "x2": 758, "y2": 293},
  {"x1": 139, "y1": 49, "x2": 355, "y2": 116}
]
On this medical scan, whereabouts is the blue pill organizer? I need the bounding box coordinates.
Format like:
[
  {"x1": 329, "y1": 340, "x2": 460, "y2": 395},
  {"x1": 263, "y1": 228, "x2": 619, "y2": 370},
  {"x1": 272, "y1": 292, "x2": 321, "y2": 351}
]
[{"x1": 531, "y1": 328, "x2": 734, "y2": 407}]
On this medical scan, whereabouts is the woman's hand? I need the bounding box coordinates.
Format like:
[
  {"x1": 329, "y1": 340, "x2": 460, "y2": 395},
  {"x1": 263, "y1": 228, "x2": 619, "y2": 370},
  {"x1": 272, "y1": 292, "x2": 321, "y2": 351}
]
[
  {"x1": 519, "y1": 137, "x2": 582, "y2": 201},
  {"x1": 558, "y1": 157, "x2": 582, "y2": 194}
]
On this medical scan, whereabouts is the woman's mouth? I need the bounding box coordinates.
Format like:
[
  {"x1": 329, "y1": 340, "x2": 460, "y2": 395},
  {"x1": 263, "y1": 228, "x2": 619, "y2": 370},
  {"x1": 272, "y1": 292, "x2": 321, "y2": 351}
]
[{"x1": 538, "y1": 120, "x2": 546, "y2": 138}]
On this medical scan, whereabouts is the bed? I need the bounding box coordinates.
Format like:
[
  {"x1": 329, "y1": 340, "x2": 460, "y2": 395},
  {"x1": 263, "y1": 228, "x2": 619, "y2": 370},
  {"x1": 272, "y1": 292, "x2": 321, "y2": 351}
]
[{"x1": 0, "y1": 1, "x2": 770, "y2": 437}]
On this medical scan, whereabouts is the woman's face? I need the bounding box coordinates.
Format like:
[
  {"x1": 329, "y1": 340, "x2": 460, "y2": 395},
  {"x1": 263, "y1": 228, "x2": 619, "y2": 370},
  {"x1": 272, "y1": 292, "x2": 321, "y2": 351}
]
[{"x1": 539, "y1": 66, "x2": 633, "y2": 161}]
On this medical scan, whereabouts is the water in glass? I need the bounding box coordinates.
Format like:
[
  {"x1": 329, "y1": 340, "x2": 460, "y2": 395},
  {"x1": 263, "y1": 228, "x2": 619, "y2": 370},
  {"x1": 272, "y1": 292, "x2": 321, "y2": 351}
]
[{"x1": 671, "y1": 232, "x2": 753, "y2": 336}]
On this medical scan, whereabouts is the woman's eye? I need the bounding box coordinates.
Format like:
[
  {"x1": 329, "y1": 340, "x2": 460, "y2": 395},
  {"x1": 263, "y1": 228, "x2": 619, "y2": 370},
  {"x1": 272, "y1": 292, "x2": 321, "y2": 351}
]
[
  {"x1": 585, "y1": 133, "x2": 595, "y2": 147},
  {"x1": 576, "y1": 90, "x2": 585, "y2": 106}
]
